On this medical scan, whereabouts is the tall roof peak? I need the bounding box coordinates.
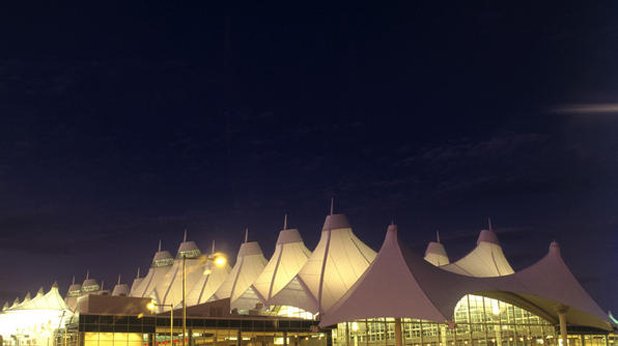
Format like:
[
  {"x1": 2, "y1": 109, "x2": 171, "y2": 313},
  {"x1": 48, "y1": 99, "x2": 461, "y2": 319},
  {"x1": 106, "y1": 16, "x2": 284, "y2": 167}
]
[
  {"x1": 158, "y1": 239, "x2": 162, "y2": 252},
  {"x1": 436, "y1": 230, "x2": 441, "y2": 243},
  {"x1": 244, "y1": 228, "x2": 249, "y2": 243},
  {"x1": 549, "y1": 240, "x2": 561, "y2": 255},
  {"x1": 183, "y1": 229, "x2": 188, "y2": 242},
  {"x1": 322, "y1": 213, "x2": 351, "y2": 230},
  {"x1": 283, "y1": 213, "x2": 289, "y2": 230},
  {"x1": 330, "y1": 196, "x2": 335, "y2": 215}
]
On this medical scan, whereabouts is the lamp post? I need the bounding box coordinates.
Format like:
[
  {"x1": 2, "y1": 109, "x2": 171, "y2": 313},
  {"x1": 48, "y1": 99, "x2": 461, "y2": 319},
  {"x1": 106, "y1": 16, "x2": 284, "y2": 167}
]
[
  {"x1": 147, "y1": 301, "x2": 174, "y2": 346},
  {"x1": 178, "y1": 245, "x2": 228, "y2": 346}
]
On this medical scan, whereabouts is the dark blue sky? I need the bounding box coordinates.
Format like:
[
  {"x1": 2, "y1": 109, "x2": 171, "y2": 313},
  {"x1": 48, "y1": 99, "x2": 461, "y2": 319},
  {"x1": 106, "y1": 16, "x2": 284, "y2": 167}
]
[{"x1": 0, "y1": 2, "x2": 617, "y2": 311}]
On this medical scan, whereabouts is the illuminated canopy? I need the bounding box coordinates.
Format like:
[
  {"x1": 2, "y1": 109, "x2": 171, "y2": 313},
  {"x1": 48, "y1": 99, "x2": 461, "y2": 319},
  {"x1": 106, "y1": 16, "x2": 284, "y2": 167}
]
[
  {"x1": 252, "y1": 219, "x2": 311, "y2": 303},
  {"x1": 270, "y1": 213, "x2": 376, "y2": 314},
  {"x1": 423, "y1": 231, "x2": 450, "y2": 266},
  {"x1": 214, "y1": 233, "x2": 268, "y2": 311},
  {"x1": 320, "y1": 224, "x2": 611, "y2": 331},
  {"x1": 186, "y1": 242, "x2": 231, "y2": 306},
  {"x1": 440, "y1": 225, "x2": 514, "y2": 277}
]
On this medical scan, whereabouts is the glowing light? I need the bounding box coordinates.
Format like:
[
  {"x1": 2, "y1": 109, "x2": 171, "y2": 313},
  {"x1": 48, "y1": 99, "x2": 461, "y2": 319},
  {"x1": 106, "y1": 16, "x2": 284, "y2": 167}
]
[
  {"x1": 146, "y1": 301, "x2": 156, "y2": 311},
  {"x1": 351, "y1": 322, "x2": 359, "y2": 332},
  {"x1": 214, "y1": 255, "x2": 227, "y2": 268}
]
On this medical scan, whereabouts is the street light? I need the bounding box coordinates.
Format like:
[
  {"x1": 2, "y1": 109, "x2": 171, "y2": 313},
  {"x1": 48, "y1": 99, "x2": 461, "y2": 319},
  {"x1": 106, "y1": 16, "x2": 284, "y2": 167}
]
[
  {"x1": 147, "y1": 301, "x2": 174, "y2": 346},
  {"x1": 178, "y1": 243, "x2": 228, "y2": 346}
]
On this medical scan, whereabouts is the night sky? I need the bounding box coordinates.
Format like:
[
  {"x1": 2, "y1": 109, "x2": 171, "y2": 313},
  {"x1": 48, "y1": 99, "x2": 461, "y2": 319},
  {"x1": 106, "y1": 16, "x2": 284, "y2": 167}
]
[{"x1": 0, "y1": 3, "x2": 617, "y2": 312}]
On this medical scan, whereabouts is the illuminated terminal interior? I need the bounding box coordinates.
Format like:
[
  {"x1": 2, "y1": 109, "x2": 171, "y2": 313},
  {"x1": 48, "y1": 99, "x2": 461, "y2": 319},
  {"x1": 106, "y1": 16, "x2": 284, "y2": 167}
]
[{"x1": 0, "y1": 212, "x2": 615, "y2": 346}]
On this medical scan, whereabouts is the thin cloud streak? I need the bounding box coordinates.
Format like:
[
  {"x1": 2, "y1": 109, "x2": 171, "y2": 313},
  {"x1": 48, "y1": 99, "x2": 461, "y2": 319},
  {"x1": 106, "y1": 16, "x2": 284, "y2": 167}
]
[{"x1": 551, "y1": 103, "x2": 618, "y2": 114}]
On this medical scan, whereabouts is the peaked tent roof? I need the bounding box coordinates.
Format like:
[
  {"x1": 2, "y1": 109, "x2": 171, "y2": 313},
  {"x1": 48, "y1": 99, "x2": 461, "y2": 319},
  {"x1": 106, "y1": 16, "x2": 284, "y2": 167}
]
[
  {"x1": 252, "y1": 225, "x2": 311, "y2": 303},
  {"x1": 186, "y1": 244, "x2": 231, "y2": 306},
  {"x1": 130, "y1": 242, "x2": 174, "y2": 298},
  {"x1": 9, "y1": 284, "x2": 70, "y2": 312},
  {"x1": 424, "y1": 231, "x2": 449, "y2": 266},
  {"x1": 214, "y1": 239, "x2": 267, "y2": 311},
  {"x1": 271, "y1": 213, "x2": 376, "y2": 314},
  {"x1": 441, "y1": 228, "x2": 514, "y2": 277},
  {"x1": 153, "y1": 236, "x2": 204, "y2": 309},
  {"x1": 321, "y1": 224, "x2": 470, "y2": 326},
  {"x1": 320, "y1": 224, "x2": 611, "y2": 331},
  {"x1": 112, "y1": 276, "x2": 130, "y2": 296}
]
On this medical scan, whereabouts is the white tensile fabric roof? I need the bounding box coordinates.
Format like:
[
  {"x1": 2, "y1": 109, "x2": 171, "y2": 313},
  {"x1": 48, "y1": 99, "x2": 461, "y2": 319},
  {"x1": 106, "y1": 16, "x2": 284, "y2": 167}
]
[
  {"x1": 214, "y1": 240, "x2": 268, "y2": 311},
  {"x1": 153, "y1": 239, "x2": 203, "y2": 309},
  {"x1": 270, "y1": 214, "x2": 376, "y2": 314},
  {"x1": 320, "y1": 224, "x2": 611, "y2": 331},
  {"x1": 440, "y1": 229, "x2": 514, "y2": 277},
  {"x1": 252, "y1": 227, "x2": 311, "y2": 303},
  {"x1": 130, "y1": 244, "x2": 174, "y2": 298},
  {"x1": 424, "y1": 231, "x2": 450, "y2": 266},
  {"x1": 7, "y1": 283, "x2": 69, "y2": 312},
  {"x1": 185, "y1": 247, "x2": 231, "y2": 306}
]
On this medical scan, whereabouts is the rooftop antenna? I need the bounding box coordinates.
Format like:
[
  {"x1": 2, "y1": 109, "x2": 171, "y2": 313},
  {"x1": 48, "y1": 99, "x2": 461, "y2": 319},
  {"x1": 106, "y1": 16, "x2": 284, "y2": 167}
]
[
  {"x1": 283, "y1": 213, "x2": 288, "y2": 230},
  {"x1": 244, "y1": 228, "x2": 249, "y2": 243},
  {"x1": 488, "y1": 217, "x2": 493, "y2": 231},
  {"x1": 71, "y1": 276, "x2": 75, "y2": 285},
  {"x1": 330, "y1": 197, "x2": 335, "y2": 215},
  {"x1": 436, "y1": 230, "x2": 441, "y2": 243},
  {"x1": 183, "y1": 229, "x2": 188, "y2": 242},
  {"x1": 211, "y1": 240, "x2": 216, "y2": 254},
  {"x1": 100, "y1": 280, "x2": 104, "y2": 291},
  {"x1": 117, "y1": 274, "x2": 121, "y2": 285},
  {"x1": 136, "y1": 267, "x2": 141, "y2": 279},
  {"x1": 85, "y1": 270, "x2": 90, "y2": 280},
  {"x1": 158, "y1": 240, "x2": 162, "y2": 252}
]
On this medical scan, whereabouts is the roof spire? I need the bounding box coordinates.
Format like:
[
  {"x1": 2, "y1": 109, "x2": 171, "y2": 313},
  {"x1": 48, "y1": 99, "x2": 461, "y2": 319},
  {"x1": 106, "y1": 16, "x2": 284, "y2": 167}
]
[
  {"x1": 488, "y1": 217, "x2": 493, "y2": 231},
  {"x1": 136, "y1": 267, "x2": 141, "y2": 279},
  {"x1": 283, "y1": 213, "x2": 288, "y2": 230},
  {"x1": 37, "y1": 286, "x2": 44, "y2": 295},
  {"x1": 183, "y1": 229, "x2": 188, "y2": 242},
  {"x1": 244, "y1": 228, "x2": 249, "y2": 243},
  {"x1": 117, "y1": 274, "x2": 121, "y2": 285},
  {"x1": 85, "y1": 270, "x2": 90, "y2": 280},
  {"x1": 52, "y1": 281, "x2": 58, "y2": 289},
  {"x1": 330, "y1": 197, "x2": 335, "y2": 215},
  {"x1": 100, "y1": 280, "x2": 104, "y2": 290},
  {"x1": 71, "y1": 275, "x2": 75, "y2": 285},
  {"x1": 436, "y1": 230, "x2": 441, "y2": 243},
  {"x1": 158, "y1": 240, "x2": 162, "y2": 252},
  {"x1": 211, "y1": 239, "x2": 216, "y2": 253}
]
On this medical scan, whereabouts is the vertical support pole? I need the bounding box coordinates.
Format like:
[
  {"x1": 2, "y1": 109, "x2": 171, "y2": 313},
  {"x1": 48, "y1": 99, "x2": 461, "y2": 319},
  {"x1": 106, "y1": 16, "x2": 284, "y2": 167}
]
[
  {"x1": 236, "y1": 329, "x2": 242, "y2": 346},
  {"x1": 170, "y1": 307, "x2": 174, "y2": 346},
  {"x1": 283, "y1": 331, "x2": 288, "y2": 346},
  {"x1": 326, "y1": 330, "x2": 333, "y2": 346},
  {"x1": 346, "y1": 322, "x2": 350, "y2": 346},
  {"x1": 557, "y1": 305, "x2": 569, "y2": 346},
  {"x1": 394, "y1": 318, "x2": 403, "y2": 346},
  {"x1": 183, "y1": 255, "x2": 187, "y2": 346},
  {"x1": 440, "y1": 325, "x2": 448, "y2": 346}
]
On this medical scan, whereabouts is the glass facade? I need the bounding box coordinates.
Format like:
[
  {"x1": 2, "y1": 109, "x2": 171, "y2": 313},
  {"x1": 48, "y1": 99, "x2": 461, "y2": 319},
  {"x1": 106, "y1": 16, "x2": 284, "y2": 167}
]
[{"x1": 333, "y1": 294, "x2": 561, "y2": 346}]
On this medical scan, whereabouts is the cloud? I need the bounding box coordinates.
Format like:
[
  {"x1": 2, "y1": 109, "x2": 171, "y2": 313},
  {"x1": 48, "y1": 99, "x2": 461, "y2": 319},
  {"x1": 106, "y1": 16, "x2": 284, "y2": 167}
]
[{"x1": 550, "y1": 103, "x2": 618, "y2": 114}]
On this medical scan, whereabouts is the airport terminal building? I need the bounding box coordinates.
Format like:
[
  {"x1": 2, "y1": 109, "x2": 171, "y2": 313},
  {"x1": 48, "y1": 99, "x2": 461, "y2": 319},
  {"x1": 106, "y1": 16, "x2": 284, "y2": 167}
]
[{"x1": 1, "y1": 213, "x2": 615, "y2": 346}]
